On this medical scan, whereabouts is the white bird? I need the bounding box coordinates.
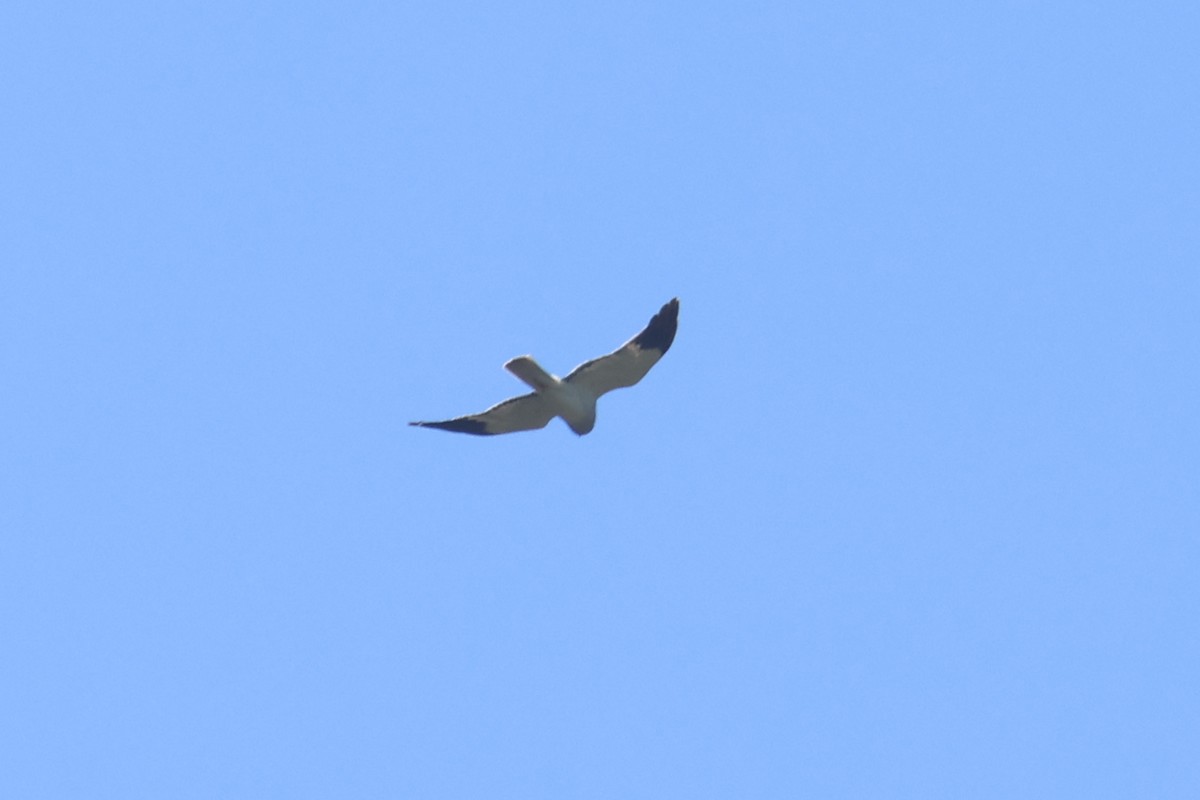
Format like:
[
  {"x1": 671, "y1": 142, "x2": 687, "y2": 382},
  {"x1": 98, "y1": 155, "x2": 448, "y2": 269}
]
[{"x1": 411, "y1": 298, "x2": 679, "y2": 436}]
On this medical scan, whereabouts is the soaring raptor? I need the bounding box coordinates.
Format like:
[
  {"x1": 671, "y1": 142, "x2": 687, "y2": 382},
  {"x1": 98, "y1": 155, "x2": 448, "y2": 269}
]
[{"x1": 411, "y1": 298, "x2": 679, "y2": 436}]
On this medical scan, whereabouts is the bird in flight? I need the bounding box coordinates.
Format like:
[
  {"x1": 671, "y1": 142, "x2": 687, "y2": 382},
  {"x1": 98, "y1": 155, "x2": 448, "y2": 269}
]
[{"x1": 411, "y1": 298, "x2": 679, "y2": 436}]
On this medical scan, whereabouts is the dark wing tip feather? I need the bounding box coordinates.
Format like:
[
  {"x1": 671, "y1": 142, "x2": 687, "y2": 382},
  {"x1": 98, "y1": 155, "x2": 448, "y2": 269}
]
[
  {"x1": 410, "y1": 418, "x2": 495, "y2": 435},
  {"x1": 632, "y1": 297, "x2": 679, "y2": 355}
]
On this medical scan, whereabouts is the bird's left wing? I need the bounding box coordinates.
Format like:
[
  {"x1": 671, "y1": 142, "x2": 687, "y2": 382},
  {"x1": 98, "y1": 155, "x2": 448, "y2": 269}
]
[
  {"x1": 410, "y1": 392, "x2": 556, "y2": 435},
  {"x1": 564, "y1": 298, "x2": 679, "y2": 397}
]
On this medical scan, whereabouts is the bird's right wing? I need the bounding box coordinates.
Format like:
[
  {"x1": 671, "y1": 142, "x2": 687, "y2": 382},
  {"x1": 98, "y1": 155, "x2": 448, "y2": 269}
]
[
  {"x1": 564, "y1": 298, "x2": 679, "y2": 398},
  {"x1": 410, "y1": 392, "x2": 556, "y2": 436}
]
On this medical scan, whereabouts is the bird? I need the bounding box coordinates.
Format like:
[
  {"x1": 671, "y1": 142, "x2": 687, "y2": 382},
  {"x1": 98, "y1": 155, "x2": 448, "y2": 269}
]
[{"x1": 411, "y1": 298, "x2": 679, "y2": 436}]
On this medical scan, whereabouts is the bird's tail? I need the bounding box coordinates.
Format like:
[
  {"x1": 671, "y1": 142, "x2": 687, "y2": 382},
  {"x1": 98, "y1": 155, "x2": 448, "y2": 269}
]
[{"x1": 505, "y1": 356, "x2": 559, "y2": 392}]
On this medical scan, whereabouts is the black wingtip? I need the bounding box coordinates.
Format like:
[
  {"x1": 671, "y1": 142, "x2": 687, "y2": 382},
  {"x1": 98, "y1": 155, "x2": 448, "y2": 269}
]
[
  {"x1": 633, "y1": 297, "x2": 680, "y2": 354},
  {"x1": 410, "y1": 419, "x2": 495, "y2": 435}
]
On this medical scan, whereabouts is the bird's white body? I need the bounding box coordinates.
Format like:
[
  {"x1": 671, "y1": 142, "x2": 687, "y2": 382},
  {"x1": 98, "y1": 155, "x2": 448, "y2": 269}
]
[{"x1": 505, "y1": 357, "x2": 598, "y2": 435}]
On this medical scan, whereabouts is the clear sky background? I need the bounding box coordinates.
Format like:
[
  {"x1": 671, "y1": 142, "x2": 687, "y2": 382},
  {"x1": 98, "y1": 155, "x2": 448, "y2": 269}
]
[{"x1": 3, "y1": 2, "x2": 1198, "y2": 797}]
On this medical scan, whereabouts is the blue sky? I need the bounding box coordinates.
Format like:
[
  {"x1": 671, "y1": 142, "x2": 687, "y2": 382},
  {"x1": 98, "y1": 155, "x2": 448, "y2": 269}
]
[{"x1": 3, "y1": 2, "x2": 1198, "y2": 797}]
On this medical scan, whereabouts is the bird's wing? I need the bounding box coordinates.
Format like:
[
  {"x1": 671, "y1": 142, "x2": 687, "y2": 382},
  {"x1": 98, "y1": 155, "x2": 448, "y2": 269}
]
[
  {"x1": 564, "y1": 298, "x2": 679, "y2": 397},
  {"x1": 410, "y1": 392, "x2": 556, "y2": 436}
]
